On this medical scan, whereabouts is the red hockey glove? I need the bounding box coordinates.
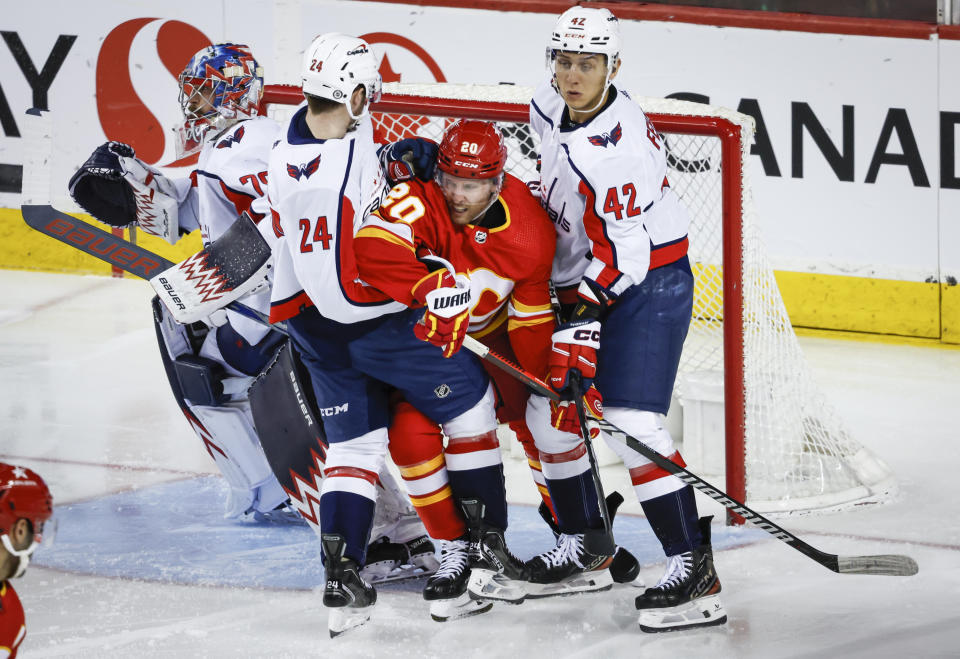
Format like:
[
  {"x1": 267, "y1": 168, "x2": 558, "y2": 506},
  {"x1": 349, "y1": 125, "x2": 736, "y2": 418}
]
[
  {"x1": 414, "y1": 272, "x2": 472, "y2": 358},
  {"x1": 548, "y1": 318, "x2": 601, "y2": 394},
  {"x1": 551, "y1": 385, "x2": 603, "y2": 439}
]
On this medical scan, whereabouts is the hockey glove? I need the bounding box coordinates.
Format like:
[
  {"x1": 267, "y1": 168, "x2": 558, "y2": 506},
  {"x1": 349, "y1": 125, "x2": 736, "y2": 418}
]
[
  {"x1": 69, "y1": 141, "x2": 181, "y2": 243},
  {"x1": 68, "y1": 141, "x2": 138, "y2": 227},
  {"x1": 379, "y1": 138, "x2": 439, "y2": 187},
  {"x1": 413, "y1": 270, "x2": 472, "y2": 358},
  {"x1": 551, "y1": 384, "x2": 603, "y2": 439}
]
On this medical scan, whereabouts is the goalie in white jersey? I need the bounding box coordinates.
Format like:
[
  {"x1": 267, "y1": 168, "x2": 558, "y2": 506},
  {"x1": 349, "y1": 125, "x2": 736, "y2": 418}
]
[
  {"x1": 530, "y1": 7, "x2": 727, "y2": 632},
  {"x1": 67, "y1": 43, "x2": 433, "y2": 581}
]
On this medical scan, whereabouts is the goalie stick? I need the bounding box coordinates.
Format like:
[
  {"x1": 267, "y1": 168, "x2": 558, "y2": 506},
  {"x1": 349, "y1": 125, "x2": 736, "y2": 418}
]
[
  {"x1": 25, "y1": 203, "x2": 918, "y2": 577},
  {"x1": 21, "y1": 204, "x2": 276, "y2": 329}
]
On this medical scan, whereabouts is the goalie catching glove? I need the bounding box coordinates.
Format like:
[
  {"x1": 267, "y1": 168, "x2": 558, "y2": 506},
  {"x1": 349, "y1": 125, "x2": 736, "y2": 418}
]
[
  {"x1": 413, "y1": 269, "x2": 472, "y2": 358},
  {"x1": 68, "y1": 141, "x2": 181, "y2": 243}
]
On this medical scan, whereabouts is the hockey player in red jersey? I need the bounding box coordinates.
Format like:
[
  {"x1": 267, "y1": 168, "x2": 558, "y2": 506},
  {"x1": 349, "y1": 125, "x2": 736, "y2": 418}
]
[
  {"x1": 0, "y1": 463, "x2": 54, "y2": 658},
  {"x1": 355, "y1": 120, "x2": 636, "y2": 620},
  {"x1": 531, "y1": 6, "x2": 726, "y2": 632}
]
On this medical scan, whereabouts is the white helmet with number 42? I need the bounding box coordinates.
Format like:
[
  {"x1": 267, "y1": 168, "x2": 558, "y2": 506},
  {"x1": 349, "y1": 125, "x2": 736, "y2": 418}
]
[
  {"x1": 301, "y1": 33, "x2": 382, "y2": 120},
  {"x1": 546, "y1": 6, "x2": 622, "y2": 82}
]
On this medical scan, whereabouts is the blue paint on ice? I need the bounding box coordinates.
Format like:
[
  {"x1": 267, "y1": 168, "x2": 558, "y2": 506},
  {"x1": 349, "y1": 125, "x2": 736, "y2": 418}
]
[{"x1": 32, "y1": 476, "x2": 768, "y2": 591}]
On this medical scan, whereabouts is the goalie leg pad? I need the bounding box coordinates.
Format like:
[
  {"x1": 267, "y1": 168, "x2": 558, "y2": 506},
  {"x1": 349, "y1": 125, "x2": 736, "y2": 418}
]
[
  {"x1": 249, "y1": 342, "x2": 329, "y2": 529},
  {"x1": 188, "y1": 404, "x2": 288, "y2": 516},
  {"x1": 154, "y1": 297, "x2": 284, "y2": 516}
]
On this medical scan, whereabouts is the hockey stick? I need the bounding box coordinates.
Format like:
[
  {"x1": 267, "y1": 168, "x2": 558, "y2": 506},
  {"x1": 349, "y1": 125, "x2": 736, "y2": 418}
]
[
  {"x1": 26, "y1": 204, "x2": 918, "y2": 576},
  {"x1": 21, "y1": 204, "x2": 277, "y2": 329},
  {"x1": 569, "y1": 374, "x2": 616, "y2": 556},
  {"x1": 456, "y1": 340, "x2": 918, "y2": 577}
]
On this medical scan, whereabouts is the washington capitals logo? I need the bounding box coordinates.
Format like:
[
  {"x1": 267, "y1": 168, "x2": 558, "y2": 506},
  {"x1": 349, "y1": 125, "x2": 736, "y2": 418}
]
[
  {"x1": 287, "y1": 154, "x2": 322, "y2": 180},
  {"x1": 216, "y1": 126, "x2": 245, "y2": 149},
  {"x1": 587, "y1": 122, "x2": 623, "y2": 148}
]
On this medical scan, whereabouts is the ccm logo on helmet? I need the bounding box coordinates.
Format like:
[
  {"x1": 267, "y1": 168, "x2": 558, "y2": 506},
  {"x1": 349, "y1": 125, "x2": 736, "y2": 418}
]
[{"x1": 573, "y1": 328, "x2": 600, "y2": 341}]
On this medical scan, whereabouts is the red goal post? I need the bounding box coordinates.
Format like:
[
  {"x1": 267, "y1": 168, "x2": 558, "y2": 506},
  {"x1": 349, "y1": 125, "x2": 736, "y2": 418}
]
[{"x1": 261, "y1": 82, "x2": 894, "y2": 517}]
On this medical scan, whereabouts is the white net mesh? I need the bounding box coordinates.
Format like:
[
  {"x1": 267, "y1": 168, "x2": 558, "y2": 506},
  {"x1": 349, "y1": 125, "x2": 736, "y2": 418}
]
[{"x1": 266, "y1": 82, "x2": 896, "y2": 513}]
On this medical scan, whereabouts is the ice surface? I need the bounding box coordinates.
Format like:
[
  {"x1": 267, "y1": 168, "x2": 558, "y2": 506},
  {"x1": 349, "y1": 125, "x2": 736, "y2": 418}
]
[{"x1": 2, "y1": 270, "x2": 958, "y2": 658}]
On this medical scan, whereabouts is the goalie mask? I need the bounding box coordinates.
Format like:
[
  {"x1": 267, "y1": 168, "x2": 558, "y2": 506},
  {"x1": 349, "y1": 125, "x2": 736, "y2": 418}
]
[
  {"x1": 546, "y1": 7, "x2": 622, "y2": 108},
  {"x1": 301, "y1": 33, "x2": 382, "y2": 122},
  {"x1": 435, "y1": 120, "x2": 506, "y2": 225},
  {"x1": 0, "y1": 463, "x2": 54, "y2": 579},
  {"x1": 175, "y1": 43, "x2": 264, "y2": 159}
]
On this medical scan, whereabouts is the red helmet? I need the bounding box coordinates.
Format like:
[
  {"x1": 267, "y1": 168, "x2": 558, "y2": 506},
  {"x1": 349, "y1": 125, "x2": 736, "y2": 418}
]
[
  {"x1": 0, "y1": 463, "x2": 53, "y2": 542},
  {"x1": 437, "y1": 120, "x2": 507, "y2": 179}
]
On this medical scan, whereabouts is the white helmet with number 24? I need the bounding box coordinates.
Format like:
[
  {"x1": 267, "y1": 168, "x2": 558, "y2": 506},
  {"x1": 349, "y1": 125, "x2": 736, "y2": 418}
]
[{"x1": 301, "y1": 33, "x2": 382, "y2": 120}]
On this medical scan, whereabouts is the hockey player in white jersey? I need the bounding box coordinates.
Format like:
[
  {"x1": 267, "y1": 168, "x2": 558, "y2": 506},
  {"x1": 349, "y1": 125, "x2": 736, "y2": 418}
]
[
  {"x1": 67, "y1": 43, "x2": 434, "y2": 583},
  {"x1": 265, "y1": 33, "x2": 521, "y2": 636},
  {"x1": 529, "y1": 7, "x2": 726, "y2": 632}
]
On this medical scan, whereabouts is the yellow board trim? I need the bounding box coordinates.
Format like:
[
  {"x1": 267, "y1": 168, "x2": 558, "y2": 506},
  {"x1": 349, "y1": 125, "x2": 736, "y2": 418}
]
[
  {"x1": 4, "y1": 208, "x2": 958, "y2": 345},
  {"x1": 1, "y1": 208, "x2": 202, "y2": 275}
]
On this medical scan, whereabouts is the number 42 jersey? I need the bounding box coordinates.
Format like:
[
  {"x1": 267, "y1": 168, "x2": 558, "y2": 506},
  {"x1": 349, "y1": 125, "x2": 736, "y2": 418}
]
[{"x1": 530, "y1": 77, "x2": 691, "y2": 296}]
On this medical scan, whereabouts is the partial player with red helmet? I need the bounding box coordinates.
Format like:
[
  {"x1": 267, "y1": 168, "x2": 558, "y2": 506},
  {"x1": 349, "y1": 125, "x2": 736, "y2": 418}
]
[
  {"x1": 0, "y1": 463, "x2": 54, "y2": 658},
  {"x1": 356, "y1": 119, "x2": 634, "y2": 619}
]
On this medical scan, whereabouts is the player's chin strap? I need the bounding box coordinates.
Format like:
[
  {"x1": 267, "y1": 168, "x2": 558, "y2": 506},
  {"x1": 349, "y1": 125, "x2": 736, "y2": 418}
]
[{"x1": 1, "y1": 534, "x2": 39, "y2": 579}]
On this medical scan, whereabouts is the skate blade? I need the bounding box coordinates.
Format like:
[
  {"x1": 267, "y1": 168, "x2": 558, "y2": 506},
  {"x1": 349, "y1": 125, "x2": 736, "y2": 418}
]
[
  {"x1": 328, "y1": 604, "x2": 374, "y2": 638},
  {"x1": 430, "y1": 592, "x2": 494, "y2": 622},
  {"x1": 364, "y1": 564, "x2": 432, "y2": 585},
  {"x1": 638, "y1": 594, "x2": 727, "y2": 633},
  {"x1": 467, "y1": 569, "x2": 526, "y2": 604},
  {"x1": 526, "y1": 569, "x2": 614, "y2": 599}
]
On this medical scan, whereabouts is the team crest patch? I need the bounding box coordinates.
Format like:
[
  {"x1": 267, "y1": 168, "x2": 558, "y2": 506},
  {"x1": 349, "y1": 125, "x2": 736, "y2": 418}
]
[
  {"x1": 587, "y1": 122, "x2": 623, "y2": 148},
  {"x1": 434, "y1": 384, "x2": 451, "y2": 398},
  {"x1": 216, "y1": 125, "x2": 245, "y2": 149},
  {"x1": 287, "y1": 154, "x2": 322, "y2": 180},
  {"x1": 474, "y1": 230, "x2": 487, "y2": 244}
]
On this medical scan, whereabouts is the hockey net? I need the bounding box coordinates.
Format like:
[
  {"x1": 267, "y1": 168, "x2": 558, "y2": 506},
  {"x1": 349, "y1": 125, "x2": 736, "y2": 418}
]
[{"x1": 262, "y1": 82, "x2": 896, "y2": 515}]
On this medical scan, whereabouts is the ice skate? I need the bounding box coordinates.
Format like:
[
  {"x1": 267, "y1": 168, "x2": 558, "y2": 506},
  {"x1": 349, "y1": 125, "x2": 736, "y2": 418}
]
[
  {"x1": 460, "y1": 498, "x2": 528, "y2": 604},
  {"x1": 322, "y1": 534, "x2": 377, "y2": 638},
  {"x1": 424, "y1": 537, "x2": 493, "y2": 622},
  {"x1": 634, "y1": 516, "x2": 726, "y2": 633},
  {"x1": 533, "y1": 493, "x2": 642, "y2": 592},
  {"x1": 405, "y1": 534, "x2": 440, "y2": 574},
  {"x1": 524, "y1": 529, "x2": 615, "y2": 598},
  {"x1": 360, "y1": 537, "x2": 411, "y2": 582}
]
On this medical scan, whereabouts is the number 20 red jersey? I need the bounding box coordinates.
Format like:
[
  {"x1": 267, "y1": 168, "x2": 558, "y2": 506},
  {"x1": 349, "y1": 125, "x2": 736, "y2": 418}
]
[{"x1": 354, "y1": 173, "x2": 556, "y2": 378}]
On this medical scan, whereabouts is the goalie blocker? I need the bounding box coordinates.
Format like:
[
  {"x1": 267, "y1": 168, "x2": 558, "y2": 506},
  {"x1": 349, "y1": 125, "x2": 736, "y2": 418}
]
[{"x1": 151, "y1": 211, "x2": 273, "y2": 325}]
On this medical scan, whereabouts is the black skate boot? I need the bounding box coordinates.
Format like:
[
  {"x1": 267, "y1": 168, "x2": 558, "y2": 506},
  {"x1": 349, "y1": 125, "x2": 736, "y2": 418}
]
[
  {"x1": 634, "y1": 516, "x2": 727, "y2": 633},
  {"x1": 460, "y1": 498, "x2": 528, "y2": 604},
  {"x1": 423, "y1": 535, "x2": 493, "y2": 622},
  {"x1": 360, "y1": 536, "x2": 409, "y2": 582},
  {"x1": 405, "y1": 534, "x2": 441, "y2": 574},
  {"x1": 525, "y1": 529, "x2": 615, "y2": 598},
  {"x1": 527, "y1": 492, "x2": 643, "y2": 597},
  {"x1": 322, "y1": 534, "x2": 377, "y2": 637}
]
